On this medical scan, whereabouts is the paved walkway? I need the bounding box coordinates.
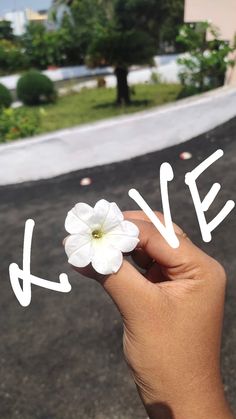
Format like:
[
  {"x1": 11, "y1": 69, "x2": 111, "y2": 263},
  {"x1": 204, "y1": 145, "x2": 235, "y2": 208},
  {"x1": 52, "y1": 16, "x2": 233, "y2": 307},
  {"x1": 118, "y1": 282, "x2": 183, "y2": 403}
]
[{"x1": 1, "y1": 86, "x2": 236, "y2": 186}]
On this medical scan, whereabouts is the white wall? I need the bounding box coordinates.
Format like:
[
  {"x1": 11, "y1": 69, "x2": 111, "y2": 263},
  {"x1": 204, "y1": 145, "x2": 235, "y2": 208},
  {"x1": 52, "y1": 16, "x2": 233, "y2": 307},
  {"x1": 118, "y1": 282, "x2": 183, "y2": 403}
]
[
  {"x1": 4, "y1": 10, "x2": 26, "y2": 36},
  {"x1": 184, "y1": 0, "x2": 236, "y2": 41}
]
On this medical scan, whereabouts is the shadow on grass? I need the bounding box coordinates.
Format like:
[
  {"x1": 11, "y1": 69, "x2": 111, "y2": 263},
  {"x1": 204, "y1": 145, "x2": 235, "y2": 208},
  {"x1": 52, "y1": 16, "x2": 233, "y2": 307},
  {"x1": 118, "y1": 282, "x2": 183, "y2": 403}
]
[
  {"x1": 177, "y1": 86, "x2": 199, "y2": 99},
  {"x1": 93, "y1": 99, "x2": 152, "y2": 110},
  {"x1": 176, "y1": 85, "x2": 215, "y2": 99}
]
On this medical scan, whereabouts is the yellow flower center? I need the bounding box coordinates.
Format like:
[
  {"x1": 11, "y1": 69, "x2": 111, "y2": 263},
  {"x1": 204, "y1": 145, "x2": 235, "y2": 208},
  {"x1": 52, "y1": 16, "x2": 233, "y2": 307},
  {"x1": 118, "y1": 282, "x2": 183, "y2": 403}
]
[{"x1": 92, "y1": 229, "x2": 103, "y2": 239}]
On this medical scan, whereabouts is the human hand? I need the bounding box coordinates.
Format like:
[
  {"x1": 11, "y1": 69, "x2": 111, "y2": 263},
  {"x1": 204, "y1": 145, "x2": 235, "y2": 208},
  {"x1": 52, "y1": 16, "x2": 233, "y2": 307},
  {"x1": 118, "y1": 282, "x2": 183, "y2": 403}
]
[{"x1": 65, "y1": 211, "x2": 234, "y2": 419}]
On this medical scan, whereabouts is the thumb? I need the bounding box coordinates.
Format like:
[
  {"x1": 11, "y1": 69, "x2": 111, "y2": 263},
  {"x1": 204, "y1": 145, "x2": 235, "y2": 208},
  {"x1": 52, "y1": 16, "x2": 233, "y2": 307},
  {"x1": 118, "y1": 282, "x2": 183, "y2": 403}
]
[{"x1": 64, "y1": 234, "x2": 153, "y2": 320}]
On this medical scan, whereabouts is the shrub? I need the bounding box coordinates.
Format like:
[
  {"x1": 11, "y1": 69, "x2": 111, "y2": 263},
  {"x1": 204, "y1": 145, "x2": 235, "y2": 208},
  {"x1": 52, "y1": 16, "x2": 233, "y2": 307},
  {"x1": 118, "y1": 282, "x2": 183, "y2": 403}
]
[
  {"x1": 0, "y1": 108, "x2": 40, "y2": 142},
  {"x1": 17, "y1": 70, "x2": 57, "y2": 105},
  {"x1": 150, "y1": 71, "x2": 163, "y2": 84},
  {"x1": 177, "y1": 22, "x2": 235, "y2": 94},
  {"x1": 0, "y1": 39, "x2": 27, "y2": 75},
  {"x1": 0, "y1": 83, "x2": 12, "y2": 110}
]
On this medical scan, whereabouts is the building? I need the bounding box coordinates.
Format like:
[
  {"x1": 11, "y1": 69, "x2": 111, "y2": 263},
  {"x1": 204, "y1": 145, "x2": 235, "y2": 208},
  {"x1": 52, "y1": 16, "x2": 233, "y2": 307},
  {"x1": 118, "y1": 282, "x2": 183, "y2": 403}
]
[
  {"x1": 0, "y1": 8, "x2": 48, "y2": 36},
  {"x1": 184, "y1": 0, "x2": 236, "y2": 84},
  {"x1": 25, "y1": 9, "x2": 48, "y2": 25},
  {"x1": 2, "y1": 10, "x2": 26, "y2": 36}
]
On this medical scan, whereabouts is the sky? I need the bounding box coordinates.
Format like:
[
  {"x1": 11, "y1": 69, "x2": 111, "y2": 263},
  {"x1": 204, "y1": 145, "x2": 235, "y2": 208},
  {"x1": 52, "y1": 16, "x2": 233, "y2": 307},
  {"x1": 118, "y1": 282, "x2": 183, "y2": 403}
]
[{"x1": 0, "y1": 0, "x2": 52, "y2": 14}]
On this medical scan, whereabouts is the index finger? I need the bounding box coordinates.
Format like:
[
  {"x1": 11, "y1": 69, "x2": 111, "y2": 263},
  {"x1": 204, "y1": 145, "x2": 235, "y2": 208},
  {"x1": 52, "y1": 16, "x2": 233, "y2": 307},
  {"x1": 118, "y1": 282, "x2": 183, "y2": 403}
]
[
  {"x1": 123, "y1": 210, "x2": 185, "y2": 236},
  {"x1": 125, "y1": 217, "x2": 211, "y2": 279}
]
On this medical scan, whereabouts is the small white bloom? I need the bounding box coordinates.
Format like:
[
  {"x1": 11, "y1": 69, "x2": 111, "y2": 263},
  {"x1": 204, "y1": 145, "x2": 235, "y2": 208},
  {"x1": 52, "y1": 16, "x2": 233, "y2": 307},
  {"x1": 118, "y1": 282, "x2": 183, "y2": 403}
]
[
  {"x1": 64, "y1": 199, "x2": 140, "y2": 275},
  {"x1": 203, "y1": 50, "x2": 211, "y2": 58}
]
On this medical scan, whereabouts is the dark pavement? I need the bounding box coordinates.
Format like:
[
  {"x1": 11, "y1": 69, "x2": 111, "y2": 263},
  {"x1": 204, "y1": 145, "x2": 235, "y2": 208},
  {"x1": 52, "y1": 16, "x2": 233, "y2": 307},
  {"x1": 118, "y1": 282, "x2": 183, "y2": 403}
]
[{"x1": 0, "y1": 117, "x2": 235, "y2": 418}]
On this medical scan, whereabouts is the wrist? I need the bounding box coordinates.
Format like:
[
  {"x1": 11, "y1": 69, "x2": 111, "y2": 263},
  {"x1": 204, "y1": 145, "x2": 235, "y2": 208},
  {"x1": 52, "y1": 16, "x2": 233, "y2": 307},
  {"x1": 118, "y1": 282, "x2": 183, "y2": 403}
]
[
  {"x1": 145, "y1": 397, "x2": 233, "y2": 419},
  {"x1": 173, "y1": 377, "x2": 233, "y2": 419},
  {"x1": 146, "y1": 404, "x2": 233, "y2": 419},
  {"x1": 143, "y1": 378, "x2": 234, "y2": 419}
]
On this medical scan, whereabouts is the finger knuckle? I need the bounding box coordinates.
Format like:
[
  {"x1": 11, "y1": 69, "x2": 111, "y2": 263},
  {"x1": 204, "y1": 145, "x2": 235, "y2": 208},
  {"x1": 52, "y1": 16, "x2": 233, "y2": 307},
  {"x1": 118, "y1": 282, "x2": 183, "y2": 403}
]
[{"x1": 208, "y1": 258, "x2": 227, "y2": 286}]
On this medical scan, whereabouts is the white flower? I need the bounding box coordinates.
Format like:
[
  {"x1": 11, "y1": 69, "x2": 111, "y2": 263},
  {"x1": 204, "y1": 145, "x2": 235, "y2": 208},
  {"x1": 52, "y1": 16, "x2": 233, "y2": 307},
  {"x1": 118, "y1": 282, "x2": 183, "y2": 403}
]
[
  {"x1": 179, "y1": 28, "x2": 186, "y2": 37},
  {"x1": 203, "y1": 50, "x2": 211, "y2": 58},
  {"x1": 64, "y1": 199, "x2": 139, "y2": 275}
]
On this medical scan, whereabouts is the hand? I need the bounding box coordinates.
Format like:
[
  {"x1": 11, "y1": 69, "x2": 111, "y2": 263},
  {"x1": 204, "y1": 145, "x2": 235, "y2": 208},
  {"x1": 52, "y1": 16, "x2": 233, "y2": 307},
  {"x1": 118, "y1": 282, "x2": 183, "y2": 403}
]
[{"x1": 65, "y1": 211, "x2": 234, "y2": 419}]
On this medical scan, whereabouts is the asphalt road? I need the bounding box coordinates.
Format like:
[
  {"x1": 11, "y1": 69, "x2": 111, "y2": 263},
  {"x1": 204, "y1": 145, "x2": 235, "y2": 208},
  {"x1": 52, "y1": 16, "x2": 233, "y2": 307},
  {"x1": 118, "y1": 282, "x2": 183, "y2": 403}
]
[{"x1": 0, "y1": 117, "x2": 235, "y2": 418}]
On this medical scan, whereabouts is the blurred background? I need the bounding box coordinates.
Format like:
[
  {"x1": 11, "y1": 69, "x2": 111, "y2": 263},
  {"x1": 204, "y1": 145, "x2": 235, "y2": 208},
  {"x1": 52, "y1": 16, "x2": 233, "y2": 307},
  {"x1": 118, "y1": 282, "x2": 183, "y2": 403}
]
[{"x1": 0, "y1": 0, "x2": 236, "y2": 418}]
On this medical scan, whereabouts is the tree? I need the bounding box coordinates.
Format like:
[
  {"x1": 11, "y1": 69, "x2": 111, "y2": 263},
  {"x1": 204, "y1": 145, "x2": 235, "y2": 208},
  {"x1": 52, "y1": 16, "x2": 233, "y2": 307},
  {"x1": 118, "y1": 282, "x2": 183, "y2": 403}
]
[
  {"x1": 23, "y1": 23, "x2": 52, "y2": 69},
  {"x1": 158, "y1": 0, "x2": 184, "y2": 52},
  {"x1": 57, "y1": 0, "x2": 158, "y2": 105},
  {"x1": 0, "y1": 20, "x2": 14, "y2": 41},
  {"x1": 57, "y1": 12, "x2": 84, "y2": 66},
  {"x1": 52, "y1": 0, "x2": 184, "y2": 104},
  {"x1": 23, "y1": 22, "x2": 66, "y2": 69},
  {"x1": 88, "y1": 24, "x2": 156, "y2": 104}
]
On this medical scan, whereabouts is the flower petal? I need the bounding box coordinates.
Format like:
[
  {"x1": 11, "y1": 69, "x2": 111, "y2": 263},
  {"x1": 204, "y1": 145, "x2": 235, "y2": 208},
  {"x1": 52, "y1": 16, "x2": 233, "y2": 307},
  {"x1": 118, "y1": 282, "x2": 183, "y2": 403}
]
[
  {"x1": 102, "y1": 202, "x2": 124, "y2": 232},
  {"x1": 93, "y1": 199, "x2": 111, "y2": 224},
  {"x1": 64, "y1": 233, "x2": 90, "y2": 257},
  {"x1": 65, "y1": 234, "x2": 92, "y2": 267},
  {"x1": 65, "y1": 203, "x2": 93, "y2": 235},
  {"x1": 91, "y1": 241, "x2": 123, "y2": 275},
  {"x1": 120, "y1": 220, "x2": 140, "y2": 237},
  {"x1": 74, "y1": 203, "x2": 94, "y2": 223},
  {"x1": 105, "y1": 220, "x2": 140, "y2": 252},
  {"x1": 106, "y1": 220, "x2": 139, "y2": 238},
  {"x1": 105, "y1": 235, "x2": 139, "y2": 253}
]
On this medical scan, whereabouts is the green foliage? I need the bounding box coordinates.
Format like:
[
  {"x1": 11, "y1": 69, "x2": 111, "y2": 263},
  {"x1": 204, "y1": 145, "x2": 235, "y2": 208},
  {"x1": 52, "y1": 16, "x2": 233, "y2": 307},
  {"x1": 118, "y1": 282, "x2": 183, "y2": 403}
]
[
  {"x1": 158, "y1": 0, "x2": 184, "y2": 52},
  {"x1": 0, "y1": 20, "x2": 14, "y2": 41},
  {"x1": 0, "y1": 107, "x2": 40, "y2": 142},
  {"x1": 87, "y1": 25, "x2": 156, "y2": 67},
  {"x1": 22, "y1": 19, "x2": 84, "y2": 69},
  {"x1": 0, "y1": 22, "x2": 25, "y2": 75},
  {"x1": 0, "y1": 83, "x2": 12, "y2": 110},
  {"x1": 0, "y1": 39, "x2": 27, "y2": 75},
  {"x1": 177, "y1": 22, "x2": 235, "y2": 94},
  {"x1": 57, "y1": 0, "x2": 108, "y2": 65},
  {"x1": 85, "y1": 0, "x2": 157, "y2": 68},
  {"x1": 114, "y1": 0, "x2": 184, "y2": 51},
  {"x1": 0, "y1": 1, "x2": 184, "y2": 75},
  {"x1": 56, "y1": 12, "x2": 84, "y2": 66},
  {"x1": 59, "y1": 0, "x2": 161, "y2": 104},
  {"x1": 0, "y1": 0, "x2": 184, "y2": 74},
  {"x1": 17, "y1": 70, "x2": 57, "y2": 106},
  {"x1": 50, "y1": 0, "x2": 184, "y2": 104},
  {"x1": 114, "y1": 0, "x2": 162, "y2": 34},
  {"x1": 54, "y1": 0, "x2": 182, "y2": 69},
  {"x1": 150, "y1": 72, "x2": 163, "y2": 84},
  {"x1": 54, "y1": 0, "x2": 184, "y2": 56},
  {"x1": 22, "y1": 23, "x2": 59, "y2": 69}
]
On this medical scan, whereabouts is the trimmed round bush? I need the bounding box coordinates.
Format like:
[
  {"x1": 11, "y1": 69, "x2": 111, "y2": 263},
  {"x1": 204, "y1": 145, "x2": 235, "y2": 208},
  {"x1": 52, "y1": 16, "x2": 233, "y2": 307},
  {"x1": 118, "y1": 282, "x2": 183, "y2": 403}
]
[
  {"x1": 0, "y1": 83, "x2": 12, "y2": 110},
  {"x1": 17, "y1": 70, "x2": 56, "y2": 106}
]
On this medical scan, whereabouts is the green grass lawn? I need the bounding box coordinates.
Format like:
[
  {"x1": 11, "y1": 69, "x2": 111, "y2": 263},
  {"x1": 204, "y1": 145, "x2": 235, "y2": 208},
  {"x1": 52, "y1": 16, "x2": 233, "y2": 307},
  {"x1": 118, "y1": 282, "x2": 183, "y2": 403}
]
[{"x1": 24, "y1": 83, "x2": 182, "y2": 135}]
